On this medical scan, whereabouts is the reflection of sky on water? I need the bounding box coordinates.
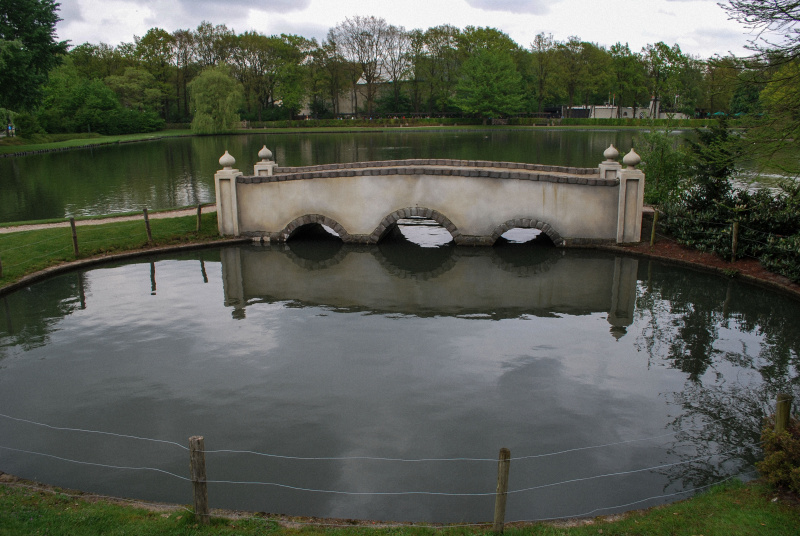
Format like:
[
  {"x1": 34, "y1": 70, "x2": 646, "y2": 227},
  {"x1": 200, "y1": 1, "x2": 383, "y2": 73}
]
[{"x1": 0, "y1": 245, "x2": 797, "y2": 522}]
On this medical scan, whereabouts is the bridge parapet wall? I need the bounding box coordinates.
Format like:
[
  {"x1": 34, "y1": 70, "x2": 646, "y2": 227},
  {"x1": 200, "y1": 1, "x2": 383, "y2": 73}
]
[{"x1": 214, "y1": 145, "x2": 644, "y2": 246}]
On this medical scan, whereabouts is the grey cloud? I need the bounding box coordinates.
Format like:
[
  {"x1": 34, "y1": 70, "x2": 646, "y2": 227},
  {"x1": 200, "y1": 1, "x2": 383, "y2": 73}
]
[
  {"x1": 465, "y1": 0, "x2": 554, "y2": 15},
  {"x1": 172, "y1": 0, "x2": 312, "y2": 13},
  {"x1": 56, "y1": 1, "x2": 85, "y2": 24}
]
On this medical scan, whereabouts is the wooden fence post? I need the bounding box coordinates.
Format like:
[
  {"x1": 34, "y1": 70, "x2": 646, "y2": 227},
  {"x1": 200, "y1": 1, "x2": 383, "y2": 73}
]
[
  {"x1": 70, "y1": 218, "x2": 79, "y2": 257},
  {"x1": 143, "y1": 208, "x2": 153, "y2": 243},
  {"x1": 196, "y1": 204, "x2": 203, "y2": 232},
  {"x1": 189, "y1": 436, "x2": 209, "y2": 525},
  {"x1": 493, "y1": 448, "x2": 511, "y2": 533},
  {"x1": 650, "y1": 210, "x2": 658, "y2": 247},
  {"x1": 731, "y1": 221, "x2": 739, "y2": 263},
  {"x1": 775, "y1": 393, "x2": 793, "y2": 435}
]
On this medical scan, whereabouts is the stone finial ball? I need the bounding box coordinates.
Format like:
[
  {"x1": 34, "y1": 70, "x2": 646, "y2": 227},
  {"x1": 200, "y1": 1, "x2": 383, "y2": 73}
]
[
  {"x1": 258, "y1": 145, "x2": 273, "y2": 161},
  {"x1": 604, "y1": 144, "x2": 619, "y2": 162},
  {"x1": 219, "y1": 150, "x2": 235, "y2": 169},
  {"x1": 623, "y1": 149, "x2": 642, "y2": 169}
]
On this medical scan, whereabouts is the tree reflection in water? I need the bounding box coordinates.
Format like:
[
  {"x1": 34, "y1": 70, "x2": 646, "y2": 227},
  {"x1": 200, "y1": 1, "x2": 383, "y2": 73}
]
[{"x1": 635, "y1": 260, "x2": 799, "y2": 490}]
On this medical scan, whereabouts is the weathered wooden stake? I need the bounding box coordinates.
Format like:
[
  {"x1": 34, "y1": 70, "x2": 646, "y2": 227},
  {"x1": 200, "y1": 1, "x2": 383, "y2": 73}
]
[
  {"x1": 189, "y1": 436, "x2": 209, "y2": 525},
  {"x1": 70, "y1": 218, "x2": 79, "y2": 257},
  {"x1": 143, "y1": 208, "x2": 153, "y2": 243},
  {"x1": 650, "y1": 210, "x2": 658, "y2": 247},
  {"x1": 196, "y1": 204, "x2": 203, "y2": 232},
  {"x1": 775, "y1": 393, "x2": 793, "y2": 435},
  {"x1": 731, "y1": 221, "x2": 739, "y2": 263},
  {"x1": 493, "y1": 448, "x2": 511, "y2": 533}
]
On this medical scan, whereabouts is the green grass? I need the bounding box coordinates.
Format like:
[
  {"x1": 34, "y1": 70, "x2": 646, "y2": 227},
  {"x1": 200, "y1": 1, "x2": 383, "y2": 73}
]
[
  {"x1": 0, "y1": 130, "x2": 194, "y2": 154},
  {"x1": 0, "y1": 212, "x2": 224, "y2": 288},
  {"x1": 0, "y1": 205, "x2": 214, "y2": 228},
  {"x1": 0, "y1": 480, "x2": 797, "y2": 535}
]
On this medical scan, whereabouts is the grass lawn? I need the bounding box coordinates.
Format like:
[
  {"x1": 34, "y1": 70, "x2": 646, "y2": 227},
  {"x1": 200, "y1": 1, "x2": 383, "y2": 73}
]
[
  {"x1": 0, "y1": 479, "x2": 798, "y2": 535},
  {"x1": 0, "y1": 212, "x2": 224, "y2": 289}
]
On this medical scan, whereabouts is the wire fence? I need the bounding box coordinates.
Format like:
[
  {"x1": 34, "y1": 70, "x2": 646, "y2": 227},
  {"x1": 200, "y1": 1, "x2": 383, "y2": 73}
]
[
  {"x1": 1, "y1": 398, "x2": 789, "y2": 528},
  {"x1": 0, "y1": 206, "x2": 213, "y2": 282}
]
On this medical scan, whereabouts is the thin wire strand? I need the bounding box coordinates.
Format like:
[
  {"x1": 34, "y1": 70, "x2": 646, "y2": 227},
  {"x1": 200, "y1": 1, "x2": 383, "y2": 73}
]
[
  {"x1": 204, "y1": 429, "x2": 686, "y2": 462},
  {"x1": 0, "y1": 445, "x2": 189, "y2": 480},
  {"x1": 508, "y1": 445, "x2": 758, "y2": 495},
  {"x1": 0, "y1": 412, "x2": 188, "y2": 450}
]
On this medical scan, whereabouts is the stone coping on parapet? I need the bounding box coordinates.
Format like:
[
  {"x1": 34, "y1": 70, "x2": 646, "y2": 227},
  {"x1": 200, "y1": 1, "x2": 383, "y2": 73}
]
[{"x1": 236, "y1": 159, "x2": 613, "y2": 186}]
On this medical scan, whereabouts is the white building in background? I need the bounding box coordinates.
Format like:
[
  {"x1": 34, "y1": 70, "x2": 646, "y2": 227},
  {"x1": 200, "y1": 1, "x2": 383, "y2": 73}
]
[{"x1": 565, "y1": 98, "x2": 688, "y2": 120}]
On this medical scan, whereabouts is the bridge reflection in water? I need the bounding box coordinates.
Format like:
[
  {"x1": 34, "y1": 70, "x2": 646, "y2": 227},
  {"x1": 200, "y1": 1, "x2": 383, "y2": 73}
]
[{"x1": 220, "y1": 242, "x2": 638, "y2": 339}]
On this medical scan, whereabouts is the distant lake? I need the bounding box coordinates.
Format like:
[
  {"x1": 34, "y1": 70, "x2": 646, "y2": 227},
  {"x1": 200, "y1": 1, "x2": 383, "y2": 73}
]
[{"x1": 0, "y1": 129, "x2": 642, "y2": 223}]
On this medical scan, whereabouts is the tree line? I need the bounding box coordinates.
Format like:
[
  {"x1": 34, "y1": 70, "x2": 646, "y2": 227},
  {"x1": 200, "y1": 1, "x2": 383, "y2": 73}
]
[{"x1": 0, "y1": 6, "x2": 769, "y2": 135}]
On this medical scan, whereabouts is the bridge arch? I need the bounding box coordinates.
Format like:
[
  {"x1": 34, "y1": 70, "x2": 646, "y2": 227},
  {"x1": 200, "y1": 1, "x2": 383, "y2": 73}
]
[
  {"x1": 490, "y1": 218, "x2": 565, "y2": 247},
  {"x1": 278, "y1": 214, "x2": 350, "y2": 242},
  {"x1": 371, "y1": 207, "x2": 461, "y2": 244}
]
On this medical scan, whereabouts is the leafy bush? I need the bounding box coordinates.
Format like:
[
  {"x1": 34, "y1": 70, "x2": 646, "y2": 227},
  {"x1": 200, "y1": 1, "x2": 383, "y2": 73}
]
[
  {"x1": 657, "y1": 119, "x2": 800, "y2": 282},
  {"x1": 757, "y1": 415, "x2": 800, "y2": 494}
]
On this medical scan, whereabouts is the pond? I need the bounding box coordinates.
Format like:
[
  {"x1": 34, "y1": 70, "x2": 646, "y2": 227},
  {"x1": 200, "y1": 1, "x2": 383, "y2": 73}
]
[
  {"x1": 1, "y1": 239, "x2": 797, "y2": 523},
  {"x1": 0, "y1": 129, "x2": 642, "y2": 223}
]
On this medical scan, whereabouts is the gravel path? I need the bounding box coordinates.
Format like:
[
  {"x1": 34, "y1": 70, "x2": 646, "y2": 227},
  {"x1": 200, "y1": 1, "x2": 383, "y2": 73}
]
[{"x1": 0, "y1": 205, "x2": 217, "y2": 234}]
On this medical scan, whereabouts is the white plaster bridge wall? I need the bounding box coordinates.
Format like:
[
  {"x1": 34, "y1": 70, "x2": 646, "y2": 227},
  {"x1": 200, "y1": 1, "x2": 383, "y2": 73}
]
[{"x1": 214, "y1": 146, "x2": 645, "y2": 246}]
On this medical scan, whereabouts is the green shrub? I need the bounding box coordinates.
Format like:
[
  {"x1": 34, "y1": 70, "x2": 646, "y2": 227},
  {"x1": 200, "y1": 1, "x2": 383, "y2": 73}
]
[{"x1": 757, "y1": 415, "x2": 800, "y2": 494}]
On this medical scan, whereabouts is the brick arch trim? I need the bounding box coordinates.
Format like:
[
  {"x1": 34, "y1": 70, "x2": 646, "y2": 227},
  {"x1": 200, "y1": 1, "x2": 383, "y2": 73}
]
[
  {"x1": 370, "y1": 207, "x2": 461, "y2": 243},
  {"x1": 276, "y1": 214, "x2": 350, "y2": 242},
  {"x1": 489, "y1": 218, "x2": 565, "y2": 247}
]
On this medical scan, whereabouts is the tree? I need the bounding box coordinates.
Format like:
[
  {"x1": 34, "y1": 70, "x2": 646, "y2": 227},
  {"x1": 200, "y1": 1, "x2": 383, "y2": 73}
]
[
  {"x1": 555, "y1": 36, "x2": 586, "y2": 114},
  {"x1": 0, "y1": 0, "x2": 68, "y2": 111},
  {"x1": 721, "y1": 0, "x2": 800, "y2": 174},
  {"x1": 382, "y1": 25, "x2": 411, "y2": 113},
  {"x1": 193, "y1": 21, "x2": 235, "y2": 68},
  {"x1": 530, "y1": 33, "x2": 557, "y2": 114},
  {"x1": 188, "y1": 64, "x2": 243, "y2": 133},
  {"x1": 329, "y1": 16, "x2": 389, "y2": 115},
  {"x1": 104, "y1": 67, "x2": 162, "y2": 112},
  {"x1": 420, "y1": 24, "x2": 460, "y2": 114},
  {"x1": 452, "y1": 48, "x2": 524, "y2": 123},
  {"x1": 609, "y1": 42, "x2": 648, "y2": 117},
  {"x1": 134, "y1": 28, "x2": 175, "y2": 120}
]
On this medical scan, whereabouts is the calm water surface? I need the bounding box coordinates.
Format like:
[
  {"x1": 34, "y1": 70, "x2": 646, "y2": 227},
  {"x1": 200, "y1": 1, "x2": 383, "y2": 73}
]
[
  {"x1": 1, "y1": 241, "x2": 798, "y2": 522},
  {"x1": 0, "y1": 130, "x2": 640, "y2": 223}
]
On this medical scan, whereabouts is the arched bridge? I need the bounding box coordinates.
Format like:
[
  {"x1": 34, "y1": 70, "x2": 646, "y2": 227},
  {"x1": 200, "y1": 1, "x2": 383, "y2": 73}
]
[{"x1": 214, "y1": 145, "x2": 645, "y2": 246}]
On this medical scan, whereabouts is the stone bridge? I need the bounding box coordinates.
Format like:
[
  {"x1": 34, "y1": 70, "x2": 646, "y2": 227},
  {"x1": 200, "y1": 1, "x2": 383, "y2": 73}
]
[{"x1": 214, "y1": 144, "x2": 645, "y2": 246}]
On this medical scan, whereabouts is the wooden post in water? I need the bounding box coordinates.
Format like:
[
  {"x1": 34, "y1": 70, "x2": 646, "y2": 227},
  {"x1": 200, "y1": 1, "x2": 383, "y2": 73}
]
[
  {"x1": 196, "y1": 204, "x2": 203, "y2": 232},
  {"x1": 70, "y1": 218, "x2": 79, "y2": 257},
  {"x1": 143, "y1": 208, "x2": 153, "y2": 243},
  {"x1": 650, "y1": 210, "x2": 658, "y2": 247},
  {"x1": 493, "y1": 448, "x2": 511, "y2": 533},
  {"x1": 731, "y1": 221, "x2": 739, "y2": 263},
  {"x1": 775, "y1": 393, "x2": 793, "y2": 435},
  {"x1": 189, "y1": 436, "x2": 209, "y2": 525}
]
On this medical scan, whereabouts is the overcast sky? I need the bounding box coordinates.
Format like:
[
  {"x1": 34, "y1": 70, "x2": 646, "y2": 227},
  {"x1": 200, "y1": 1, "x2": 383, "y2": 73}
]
[{"x1": 56, "y1": 0, "x2": 756, "y2": 59}]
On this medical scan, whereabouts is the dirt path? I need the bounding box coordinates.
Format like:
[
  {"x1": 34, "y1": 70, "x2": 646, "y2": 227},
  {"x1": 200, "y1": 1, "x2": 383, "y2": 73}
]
[{"x1": 0, "y1": 205, "x2": 217, "y2": 234}]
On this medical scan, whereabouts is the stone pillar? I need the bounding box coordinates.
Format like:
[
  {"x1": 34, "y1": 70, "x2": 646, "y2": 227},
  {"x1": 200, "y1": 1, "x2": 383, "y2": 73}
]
[
  {"x1": 214, "y1": 150, "x2": 241, "y2": 236},
  {"x1": 253, "y1": 145, "x2": 277, "y2": 176},
  {"x1": 616, "y1": 149, "x2": 645, "y2": 243},
  {"x1": 598, "y1": 144, "x2": 622, "y2": 179}
]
